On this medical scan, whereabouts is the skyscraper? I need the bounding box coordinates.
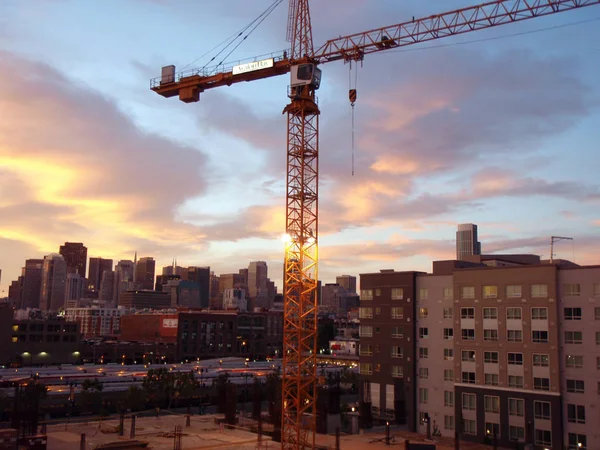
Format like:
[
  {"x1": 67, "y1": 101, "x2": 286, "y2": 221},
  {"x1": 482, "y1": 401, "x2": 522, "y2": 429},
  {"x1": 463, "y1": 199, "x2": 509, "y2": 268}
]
[
  {"x1": 40, "y1": 253, "x2": 67, "y2": 311},
  {"x1": 135, "y1": 257, "x2": 155, "y2": 290},
  {"x1": 20, "y1": 259, "x2": 43, "y2": 309},
  {"x1": 88, "y1": 257, "x2": 114, "y2": 292},
  {"x1": 456, "y1": 223, "x2": 482, "y2": 261},
  {"x1": 65, "y1": 273, "x2": 85, "y2": 303},
  {"x1": 336, "y1": 275, "x2": 357, "y2": 294},
  {"x1": 59, "y1": 242, "x2": 88, "y2": 277},
  {"x1": 248, "y1": 261, "x2": 268, "y2": 300},
  {"x1": 99, "y1": 271, "x2": 116, "y2": 303},
  {"x1": 114, "y1": 260, "x2": 135, "y2": 305}
]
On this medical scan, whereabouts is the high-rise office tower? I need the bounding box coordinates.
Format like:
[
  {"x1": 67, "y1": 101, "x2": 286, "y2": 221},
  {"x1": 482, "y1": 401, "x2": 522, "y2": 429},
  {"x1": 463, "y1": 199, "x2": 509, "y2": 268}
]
[
  {"x1": 99, "y1": 271, "x2": 116, "y2": 303},
  {"x1": 65, "y1": 273, "x2": 85, "y2": 303},
  {"x1": 59, "y1": 242, "x2": 88, "y2": 277},
  {"x1": 20, "y1": 259, "x2": 43, "y2": 309},
  {"x1": 88, "y1": 257, "x2": 114, "y2": 292},
  {"x1": 114, "y1": 260, "x2": 135, "y2": 305},
  {"x1": 336, "y1": 275, "x2": 357, "y2": 294},
  {"x1": 40, "y1": 253, "x2": 67, "y2": 311},
  {"x1": 248, "y1": 261, "x2": 268, "y2": 300},
  {"x1": 456, "y1": 223, "x2": 482, "y2": 261},
  {"x1": 135, "y1": 257, "x2": 155, "y2": 290},
  {"x1": 187, "y1": 267, "x2": 210, "y2": 308}
]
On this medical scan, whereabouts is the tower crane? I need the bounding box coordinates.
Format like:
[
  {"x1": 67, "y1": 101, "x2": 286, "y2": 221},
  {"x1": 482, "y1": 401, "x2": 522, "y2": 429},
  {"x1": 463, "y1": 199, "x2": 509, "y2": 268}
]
[{"x1": 150, "y1": 1, "x2": 600, "y2": 448}]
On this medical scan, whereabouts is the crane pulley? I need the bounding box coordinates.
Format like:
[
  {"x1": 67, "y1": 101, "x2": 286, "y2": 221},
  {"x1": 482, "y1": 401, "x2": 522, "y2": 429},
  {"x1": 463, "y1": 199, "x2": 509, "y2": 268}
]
[{"x1": 151, "y1": 1, "x2": 600, "y2": 448}]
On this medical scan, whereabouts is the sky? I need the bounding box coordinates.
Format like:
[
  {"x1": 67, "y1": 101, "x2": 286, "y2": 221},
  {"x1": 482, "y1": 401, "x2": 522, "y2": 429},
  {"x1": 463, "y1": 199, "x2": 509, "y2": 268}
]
[{"x1": 1, "y1": 0, "x2": 599, "y2": 295}]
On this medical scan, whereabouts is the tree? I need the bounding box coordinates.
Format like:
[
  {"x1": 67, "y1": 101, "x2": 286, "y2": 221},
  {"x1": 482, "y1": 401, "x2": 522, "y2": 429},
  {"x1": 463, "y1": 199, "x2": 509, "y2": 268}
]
[
  {"x1": 80, "y1": 378, "x2": 103, "y2": 414},
  {"x1": 142, "y1": 368, "x2": 197, "y2": 409},
  {"x1": 124, "y1": 386, "x2": 146, "y2": 412},
  {"x1": 317, "y1": 320, "x2": 336, "y2": 354}
]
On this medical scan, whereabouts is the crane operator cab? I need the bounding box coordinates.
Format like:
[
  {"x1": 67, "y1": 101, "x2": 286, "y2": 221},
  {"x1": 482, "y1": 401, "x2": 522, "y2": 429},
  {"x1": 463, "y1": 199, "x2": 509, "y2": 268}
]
[{"x1": 290, "y1": 63, "x2": 322, "y2": 94}]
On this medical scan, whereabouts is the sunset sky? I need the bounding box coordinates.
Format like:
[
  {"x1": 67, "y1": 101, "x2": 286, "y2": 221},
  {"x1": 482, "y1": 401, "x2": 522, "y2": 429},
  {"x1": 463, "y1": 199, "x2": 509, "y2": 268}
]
[{"x1": 1, "y1": 0, "x2": 599, "y2": 295}]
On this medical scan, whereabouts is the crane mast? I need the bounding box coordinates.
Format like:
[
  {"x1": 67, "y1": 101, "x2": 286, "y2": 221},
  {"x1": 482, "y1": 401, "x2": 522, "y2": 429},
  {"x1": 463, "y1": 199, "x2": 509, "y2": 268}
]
[
  {"x1": 150, "y1": 1, "x2": 600, "y2": 448},
  {"x1": 282, "y1": 2, "x2": 319, "y2": 448}
]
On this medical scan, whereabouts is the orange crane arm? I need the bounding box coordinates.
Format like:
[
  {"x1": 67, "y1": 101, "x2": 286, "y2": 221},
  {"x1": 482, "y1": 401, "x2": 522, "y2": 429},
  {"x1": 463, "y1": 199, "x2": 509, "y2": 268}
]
[{"x1": 151, "y1": 0, "x2": 600, "y2": 102}]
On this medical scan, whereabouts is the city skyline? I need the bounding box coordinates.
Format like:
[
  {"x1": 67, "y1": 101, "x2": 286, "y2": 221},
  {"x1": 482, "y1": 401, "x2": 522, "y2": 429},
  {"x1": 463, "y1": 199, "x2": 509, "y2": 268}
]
[{"x1": 1, "y1": 0, "x2": 600, "y2": 295}]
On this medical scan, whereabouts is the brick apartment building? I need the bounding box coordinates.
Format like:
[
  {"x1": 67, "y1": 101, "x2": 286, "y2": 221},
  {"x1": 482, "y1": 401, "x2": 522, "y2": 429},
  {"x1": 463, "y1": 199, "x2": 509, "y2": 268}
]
[{"x1": 360, "y1": 260, "x2": 600, "y2": 450}]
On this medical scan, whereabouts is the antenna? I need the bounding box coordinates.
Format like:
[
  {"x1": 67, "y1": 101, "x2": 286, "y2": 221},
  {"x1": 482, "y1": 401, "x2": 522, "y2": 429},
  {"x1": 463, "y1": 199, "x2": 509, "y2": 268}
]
[{"x1": 550, "y1": 236, "x2": 573, "y2": 263}]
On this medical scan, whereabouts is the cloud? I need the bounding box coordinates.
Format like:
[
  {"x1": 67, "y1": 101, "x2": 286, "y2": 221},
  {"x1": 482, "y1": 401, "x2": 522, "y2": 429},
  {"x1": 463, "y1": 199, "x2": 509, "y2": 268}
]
[{"x1": 0, "y1": 51, "x2": 209, "y2": 283}]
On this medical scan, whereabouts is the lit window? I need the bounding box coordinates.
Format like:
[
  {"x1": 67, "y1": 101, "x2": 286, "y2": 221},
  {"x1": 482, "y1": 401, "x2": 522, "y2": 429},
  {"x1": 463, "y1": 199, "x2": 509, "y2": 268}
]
[
  {"x1": 359, "y1": 307, "x2": 373, "y2": 319},
  {"x1": 391, "y1": 346, "x2": 403, "y2": 359},
  {"x1": 391, "y1": 288, "x2": 404, "y2": 300},
  {"x1": 506, "y1": 285, "x2": 522, "y2": 298},
  {"x1": 443, "y1": 287, "x2": 453, "y2": 300},
  {"x1": 359, "y1": 363, "x2": 372, "y2": 375},
  {"x1": 564, "y1": 283, "x2": 581, "y2": 296},
  {"x1": 391, "y1": 365, "x2": 403, "y2": 378},
  {"x1": 391, "y1": 307, "x2": 404, "y2": 319},
  {"x1": 419, "y1": 308, "x2": 428, "y2": 319},
  {"x1": 483, "y1": 285, "x2": 497, "y2": 299},
  {"x1": 568, "y1": 433, "x2": 587, "y2": 450},
  {"x1": 461, "y1": 286, "x2": 475, "y2": 299},
  {"x1": 359, "y1": 344, "x2": 373, "y2": 356},
  {"x1": 566, "y1": 355, "x2": 583, "y2": 368},
  {"x1": 419, "y1": 288, "x2": 428, "y2": 301},
  {"x1": 359, "y1": 325, "x2": 372, "y2": 337},
  {"x1": 391, "y1": 326, "x2": 404, "y2": 338},
  {"x1": 531, "y1": 284, "x2": 548, "y2": 298},
  {"x1": 485, "y1": 422, "x2": 500, "y2": 439},
  {"x1": 443, "y1": 308, "x2": 453, "y2": 319},
  {"x1": 360, "y1": 289, "x2": 373, "y2": 300}
]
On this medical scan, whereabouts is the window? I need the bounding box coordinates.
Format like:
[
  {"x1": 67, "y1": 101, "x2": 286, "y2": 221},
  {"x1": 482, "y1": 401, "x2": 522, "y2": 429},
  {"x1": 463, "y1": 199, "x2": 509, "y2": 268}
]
[
  {"x1": 461, "y1": 286, "x2": 475, "y2": 299},
  {"x1": 508, "y1": 375, "x2": 524, "y2": 389},
  {"x1": 534, "y1": 401, "x2": 551, "y2": 420},
  {"x1": 418, "y1": 307, "x2": 428, "y2": 319},
  {"x1": 509, "y1": 426, "x2": 525, "y2": 442},
  {"x1": 594, "y1": 283, "x2": 600, "y2": 297},
  {"x1": 462, "y1": 350, "x2": 475, "y2": 362},
  {"x1": 565, "y1": 331, "x2": 583, "y2": 344},
  {"x1": 484, "y1": 373, "x2": 499, "y2": 386},
  {"x1": 598, "y1": 357, "x2": 600, "y2": 370},
  {"x1": 375, "y1": 289, "x2": 381, "y2": 296},
  {"x1": 375, "y1": 326, "x2": 380, "y2": 333},
  {"x1": 359, "y1": 363, "x2": 372, "y2": 375},
  {"x1": 463, "y1": 419, "x2": 476, "y2": 436},
  {"x1": 507, "y1": 330, "x2": 523, "y2": 342},
  {"x1": 419, "y1": 388, "x2": 428, "y2": 404},
  {"x1": 484, "y1": 395, "x2": 500, "y2": 413},
  {"x1": 444, "y1": 415, "x2": 454, "y2": 430},
  {"x1": 462, "y1": 393, "x2": 476, "y2": 410},
  {"x1": 596, "y1": 307, "x2": 600, "y2": 320},
  {"x1": 508, "y1": 353, "x2": 523, "y2": 365},
  {"x1": 564, "y1": 307, "x2": 582, "y2": 320},
  {"x1": 596, "y1": 332, "x2": 600, "y2": 345},
  {"x1": 444, "y1": 391, "x2": 454, "y2": 407},
  {"x1": 392, "y1": 365, "x2": 403, "y2": 378},
  {"x1": 506, "y1": 285, "x2": 522, "y2": 298},
  {"x1": 485, "y1": 423, "x2": 500, "y2": 439},
  {"x1": 444, "y1": 369, "x2": 454, "y2": 382},
  {"x1": 483, "y1": 329, "x2": 498, "y2": 341},
  {"x1": 531, "y1": 307, "x2": 548, "y2": 320},
  {"x1": 443, "y1": 287, "x2": 453, "y2": 300},
  {"x1": 533, "y1": 354, "x2": 549, "y2": 367},
  {"x1": 567, "y1": 404, "x2": 586, "y2": 424},
  {"x1": 391, "y1": 307, "x2": 404, "y2": 319},
  {"x1": 359, "y1": 307, "x2": 373, "y2": 319},
  {"x1": 484, "y1": 351, "x2": 498, "y2": 364},
  {"x1": 535, "y1": 429, "x2": 552, "y2": 447},
  {"x1": 359, "y1": 325, "x2": 373, "y2": 337},
  {"x1": 461, "y1": 307, "x2": 474, "y2": 319},
  {"x1": 443, "y1": 328, "x2": 454, "y2": 340},
  {"x1": 509, "y1": 398, "x2": 524, "y2": 417},
  {"x1": 419, "y1": 368, "x2": 429, "y2": 379},
  {"x1": 359, "y1": 344, "x2": 373, "y2": 356},
  {"x1": 564, "y1": 283, "x2": 581, "y2": 296},
  {"x1": 461, "y1": 329, "x2": 475, "y2": 340},
  {"x1": 360, "y1": 289, "x2": 373, "y2": 300},
  {"x1": 462, "y1": 372, "x2": 476, "y2": 384},
  {"x1": 391, "y1": 326, "x2": 404, "y2": 338},
  {"x1": 419, "y1": 288, "x2": 428, "y2": 301},
  {"x1": 444, "y1": 348, "x2": 454, "y2": 361},
  {"x1": 532, "y1": 330, "x2": 548, "y2": 343},
  {"x1": 443, "y1": 307, "x2": 453, "y2": 319},
  {"x1": 483, "y1": 285, "x2": 498, "y2": 299},
  {"x1": 568, "y1": 433, "x2": 587, "y2": 450},
  {"x1": 375, "y1": 307, "x2": 381, "y2": 315},
  {"x1": 419, "y1": 347, "x2": 428, "y2": 359},
  {"x1": 506, "y1": 307, "x2": 522, "y2": 320},
  {"x1": 391, "y1": 346, "x2": 403, "y2": 359},
  {"x1": 418, "y1": 412, "x2": 427, "y2": 424},
  {"x1": 419, "y1": 327, "x2": 428, "y2": 339},
  {"x1": 533, "y1": 377, "x2": 550, "y2": 391},
  {"x1": 483, "y1": 307, "x2": 497, "y2": 319},
  {"x1": 531, "y1": 284, "x2": 548, "y2": 298},
  {"x1": 566, "y1": 379, "x2": 584, "y2": 393},
  {"x1": 566, "y1": 355, "x2": 584, "y2": 368},
  {"x1": 391, "y1": 288, "x2": 404, "y2": 300}
]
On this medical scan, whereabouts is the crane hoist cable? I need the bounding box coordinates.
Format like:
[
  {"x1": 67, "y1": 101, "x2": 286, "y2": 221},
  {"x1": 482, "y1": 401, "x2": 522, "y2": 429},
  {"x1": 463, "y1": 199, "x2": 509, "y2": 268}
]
[{"x1": 348, "y1": 61, "x2": 359, "y2": 176}]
